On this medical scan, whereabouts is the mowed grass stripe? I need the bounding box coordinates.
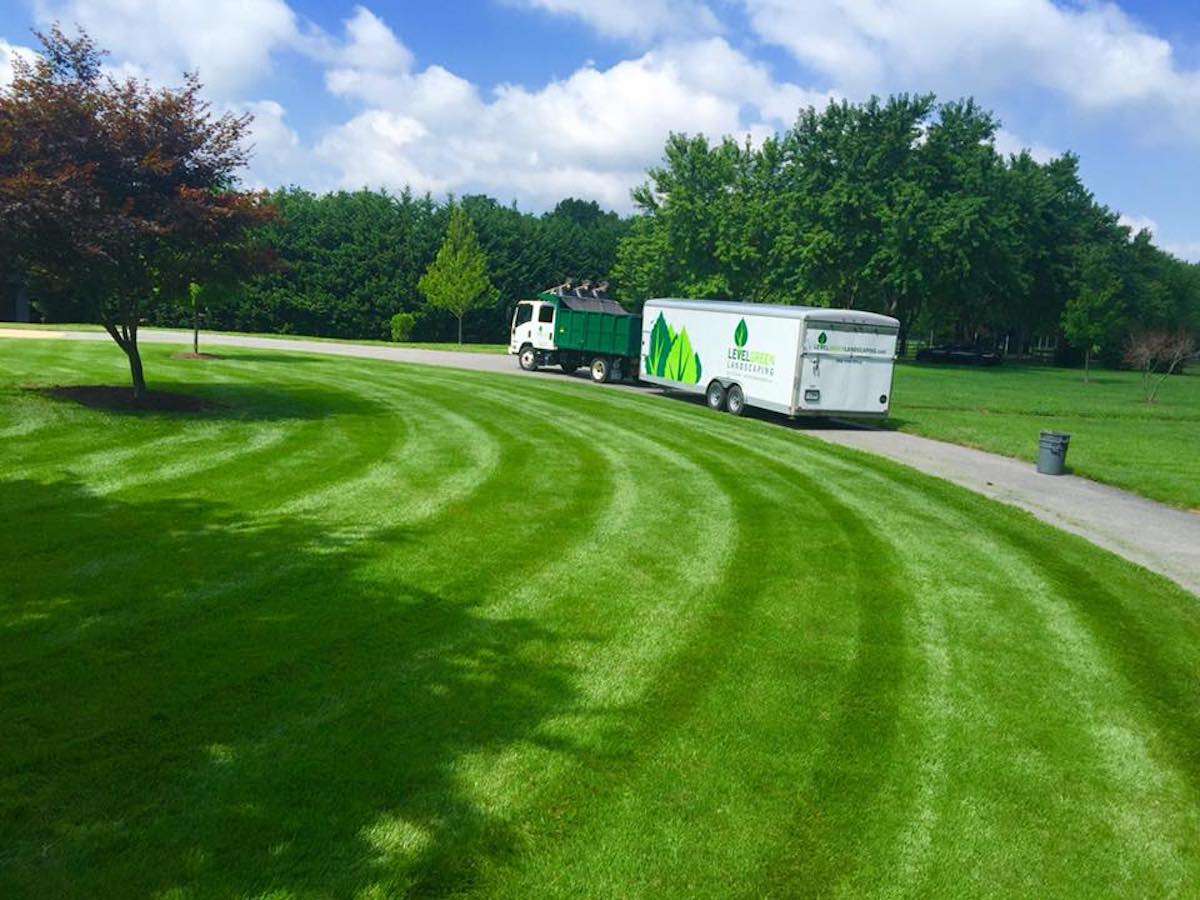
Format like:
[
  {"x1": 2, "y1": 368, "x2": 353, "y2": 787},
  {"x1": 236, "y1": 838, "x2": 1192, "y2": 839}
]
[{"x1": 1, "y1": 338, "x2": 1197, "y2": 898}]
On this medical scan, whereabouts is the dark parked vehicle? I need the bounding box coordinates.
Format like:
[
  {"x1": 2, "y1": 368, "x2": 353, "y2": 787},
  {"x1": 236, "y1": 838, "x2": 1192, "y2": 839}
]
[{"x1": 915, "y1": 344, "x2": 1003, "y2": 366}]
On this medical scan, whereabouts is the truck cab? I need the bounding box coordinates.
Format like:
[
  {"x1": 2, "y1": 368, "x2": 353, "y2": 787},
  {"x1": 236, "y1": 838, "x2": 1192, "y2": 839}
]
[{"x1": 509, "y1": 298, "x2": 557, "y2": 364}]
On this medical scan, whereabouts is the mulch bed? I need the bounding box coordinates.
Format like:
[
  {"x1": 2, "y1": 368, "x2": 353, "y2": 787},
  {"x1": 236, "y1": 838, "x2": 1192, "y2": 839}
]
[
  {"x1": 172, "y1": 352, "x2": 224, "y2": 360},
  {"x1": 32, "y1": 385, "x2": 216, "y2": 413}
]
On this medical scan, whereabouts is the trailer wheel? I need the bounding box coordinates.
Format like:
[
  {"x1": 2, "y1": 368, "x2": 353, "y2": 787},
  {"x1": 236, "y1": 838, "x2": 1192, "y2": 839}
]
[
  {"x1": 590, "y1": 356, "x2": 611, "y2": 383},
  {"x1": 518, "y1": 345, "x2": 538, "y2": 371},
  {"x1": 705, "y1": 380, "x2": 727, "y2": 412},
  {"x1": 725, "y1": 384, "x2": 745, "y2": 416}
]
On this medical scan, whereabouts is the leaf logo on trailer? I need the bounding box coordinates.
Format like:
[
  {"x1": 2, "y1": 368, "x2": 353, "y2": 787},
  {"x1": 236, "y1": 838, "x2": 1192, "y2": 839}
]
[
  {"x1": 646, "y1": 312, "x2": 702, "y2": 384},
  {"x1": 727, "y1": 318, "x2": 775, "y2": 376}
]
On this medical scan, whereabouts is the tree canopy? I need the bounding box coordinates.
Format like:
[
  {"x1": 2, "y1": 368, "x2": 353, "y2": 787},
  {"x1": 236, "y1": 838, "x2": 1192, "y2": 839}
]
[
  {"x1": 615, "y1": 95, "x2": 1199, "y2": 361},
  {"x1": 0, "y1": 25, "x2": 273, "y2": 397},
  {"x1": 419, "y1": 204, "x2": 497, "y2": 344}
]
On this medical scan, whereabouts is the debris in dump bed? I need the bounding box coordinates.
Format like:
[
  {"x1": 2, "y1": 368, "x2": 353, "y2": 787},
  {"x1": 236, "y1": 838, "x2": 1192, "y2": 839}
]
[{"x1": 546, "y1": 279, "x2": 613, "y2": 300}]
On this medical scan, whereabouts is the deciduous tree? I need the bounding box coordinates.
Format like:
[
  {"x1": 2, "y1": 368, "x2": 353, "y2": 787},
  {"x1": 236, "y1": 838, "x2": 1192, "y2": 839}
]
[
  {"x1": 0, "y1": 26, "x2": 274, "y2": 399},
  {"x1": 419, "y1": 204, "x2": 497, "y2": 344}
]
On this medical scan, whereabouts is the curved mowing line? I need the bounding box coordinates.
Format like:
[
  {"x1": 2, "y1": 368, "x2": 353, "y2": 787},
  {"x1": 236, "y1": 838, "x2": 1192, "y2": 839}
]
[
  {"x1": 4, "y1": 345, "x2": 1200, "y2": 896},
  {"x1": 992, "y1": 516, "x2": 1200, "y2": 799},
  {"x1": 760, "y1": 476, "x2": 912, "y2": 892},
  {"x1": 481, "y1": 386, "x2": 933, "y2": 897}
]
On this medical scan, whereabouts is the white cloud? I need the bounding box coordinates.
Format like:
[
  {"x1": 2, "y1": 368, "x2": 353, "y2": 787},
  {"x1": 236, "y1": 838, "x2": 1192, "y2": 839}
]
[
  {"x1": 335, "y1": 5, "x2": 412, "y2": 72},
  {"x1": 32, "y1": 0, "x2": 305, "y2": 96},
  {"x1": 509, "y1": 0, "x2": 721, "y2": 42},
  {"x1": 742, "y1": 0, "x2": 1200, "y2": 137},
  {"x1": 993, "y1": 128, "x2": 1057, "y2": 163},
  {"x1": 1118, "y1": 212, "x2": 1157, "y2": 236},
  {"x1": 234, "y1": 100, "x2": 310, "y2": 190},
  {"x1": 0, "y1": 39, "x2": 36, "y2": 87},
  {"x1": 317, "y1": 33, "x2": 830, "y2": 210},
  {"x1": 1162, "y1": 241, "x2": 1200, "y2": 263},
  {"x1": 1113, "y1": 216, "x2": 1200, "y2": 262}
]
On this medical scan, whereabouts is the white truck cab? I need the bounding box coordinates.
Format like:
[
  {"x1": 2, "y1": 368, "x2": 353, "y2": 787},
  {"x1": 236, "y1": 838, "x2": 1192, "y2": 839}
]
[{"x1": 509, "y1": 299, "x2": 557, "y2": 361}]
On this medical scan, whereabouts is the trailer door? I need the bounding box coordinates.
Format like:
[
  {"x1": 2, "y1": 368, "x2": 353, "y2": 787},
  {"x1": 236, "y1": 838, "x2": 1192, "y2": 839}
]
[{"x1": 798, "y1": 322, "x2": 897, "y2": 415}]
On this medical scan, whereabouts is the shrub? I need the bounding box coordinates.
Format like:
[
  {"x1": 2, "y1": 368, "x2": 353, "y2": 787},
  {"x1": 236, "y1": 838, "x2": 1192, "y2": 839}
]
[
  {"x1": 390, "y1": 311, "x2": 419, "y2": 342},
  {"x1": 1124, "y1": 329, "x2": 1196, "y2": 403}
]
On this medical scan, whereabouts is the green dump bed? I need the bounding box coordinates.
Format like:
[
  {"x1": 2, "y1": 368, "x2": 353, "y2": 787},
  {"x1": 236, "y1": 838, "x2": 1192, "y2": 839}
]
[{"x1": 544, "y1": 291, "x2": 642, "y2": 359}]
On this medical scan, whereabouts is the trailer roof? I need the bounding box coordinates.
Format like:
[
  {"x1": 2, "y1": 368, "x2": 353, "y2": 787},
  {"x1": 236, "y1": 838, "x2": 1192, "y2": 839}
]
[{"x1": 645, "y1": 298, "x2": 899, "y2": 328}]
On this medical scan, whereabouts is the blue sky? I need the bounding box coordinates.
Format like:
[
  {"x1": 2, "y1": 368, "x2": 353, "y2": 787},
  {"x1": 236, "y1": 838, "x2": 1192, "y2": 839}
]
[{"x1": 1, "y1": 0, "x2": 1197, "y2": 258}]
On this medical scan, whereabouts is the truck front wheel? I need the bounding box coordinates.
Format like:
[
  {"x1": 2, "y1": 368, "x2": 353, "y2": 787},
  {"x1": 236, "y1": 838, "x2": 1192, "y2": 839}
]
[
  {"x1": 518, "y1": 346, "x2": 538, "y2": 371},
  {"x1": 705, "y1": 380, "x2": 727, "y2": 411},
  {"x1": 726, "y1": 384, "x2": 745, "y2": 416},
  {"x1": 590, "y1": 357, "x2": 611, "y2": 383}
]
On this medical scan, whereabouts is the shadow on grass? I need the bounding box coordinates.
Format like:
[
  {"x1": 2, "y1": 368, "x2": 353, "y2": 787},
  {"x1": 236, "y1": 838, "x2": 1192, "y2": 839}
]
[
  {"x1": 25, "y1": 379, "x2": 386, "y2": 422},
  {"x1": 0, "y1": 479, "x2": 577, "y2": 897}
]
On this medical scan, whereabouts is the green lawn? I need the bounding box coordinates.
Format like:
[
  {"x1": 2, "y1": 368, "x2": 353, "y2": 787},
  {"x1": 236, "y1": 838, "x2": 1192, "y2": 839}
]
[
  {"x1": 891, "y1": 362, "x2": 1200, "y2": 509},
  {"x1": 1, "y1": 339, "x2": 1198, "y2": 898}
]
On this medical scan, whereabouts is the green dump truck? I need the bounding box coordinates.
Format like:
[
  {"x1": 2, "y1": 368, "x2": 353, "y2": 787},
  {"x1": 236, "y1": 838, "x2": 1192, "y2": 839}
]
[{"x1": 507, "y1": 285, "x2": 641, "y2": 382}]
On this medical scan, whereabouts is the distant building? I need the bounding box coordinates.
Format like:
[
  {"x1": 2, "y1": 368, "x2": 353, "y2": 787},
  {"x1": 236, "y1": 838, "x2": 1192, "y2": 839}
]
[{"x1": 1, "y1": 273, "x2": 31, "y2": 322}]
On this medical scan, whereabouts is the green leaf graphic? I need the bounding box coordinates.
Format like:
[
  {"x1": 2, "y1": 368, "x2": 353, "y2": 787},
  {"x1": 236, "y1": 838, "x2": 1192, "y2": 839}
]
[
  {"x1": 647, "y1": 312, "x2": 674, "y2": 377},
  {"x1": 664, "y1": 327, "x2": 701, "y2": 384},
  {"x1": 734, "y1": 318, "x2": 748, "y2": 347}
]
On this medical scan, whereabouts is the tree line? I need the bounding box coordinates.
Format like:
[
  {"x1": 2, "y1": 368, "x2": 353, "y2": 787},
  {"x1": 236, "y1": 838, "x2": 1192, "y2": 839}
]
[
  {"x1": 614, "y1": 94, "x2": 1199, "y2": 364},
  {"x1": 147, "y1": 190, "x2": 629, "y2": 344}
]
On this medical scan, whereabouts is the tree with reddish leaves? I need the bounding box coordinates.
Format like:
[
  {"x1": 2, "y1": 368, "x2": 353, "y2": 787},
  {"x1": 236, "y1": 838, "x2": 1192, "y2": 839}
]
[{"x1": 0, "y1": 26, "x2": 275, "y2": 400}]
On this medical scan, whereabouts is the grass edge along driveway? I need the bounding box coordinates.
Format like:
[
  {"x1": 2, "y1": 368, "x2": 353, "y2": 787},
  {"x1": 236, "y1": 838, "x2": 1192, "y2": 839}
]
[{"x1": 891, "y1": 360, "x2": 1199, "y2": 509}]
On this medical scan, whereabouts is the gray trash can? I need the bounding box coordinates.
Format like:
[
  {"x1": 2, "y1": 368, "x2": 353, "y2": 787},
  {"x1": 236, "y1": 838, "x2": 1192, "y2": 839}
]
[{"x1": 1037, "y1": 431, "x2": 1070, "y2": 475}]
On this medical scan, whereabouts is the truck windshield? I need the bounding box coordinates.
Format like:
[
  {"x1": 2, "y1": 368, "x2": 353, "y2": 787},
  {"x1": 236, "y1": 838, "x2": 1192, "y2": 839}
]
[{"x1": 513, "y1": 304, "x2": 533, "y2": 329}]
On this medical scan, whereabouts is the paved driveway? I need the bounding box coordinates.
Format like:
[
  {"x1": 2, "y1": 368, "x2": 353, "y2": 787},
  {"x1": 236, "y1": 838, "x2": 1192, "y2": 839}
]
[{"x1": 5, "y1": 326, "x2": 1197, "y2": 596}]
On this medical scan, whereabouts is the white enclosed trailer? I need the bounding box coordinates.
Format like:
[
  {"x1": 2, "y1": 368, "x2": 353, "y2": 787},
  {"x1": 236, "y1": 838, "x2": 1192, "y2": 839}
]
[{"x1": 640, "y1": 299, "x2": 899, "y2": 418}]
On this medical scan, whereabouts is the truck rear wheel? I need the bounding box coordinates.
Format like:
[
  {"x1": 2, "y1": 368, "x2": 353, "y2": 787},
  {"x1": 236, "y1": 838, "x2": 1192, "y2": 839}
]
[
  {"x1": 518, "y1": 346, "x2": 538, "y2": 371},
  {"x1": 590, "y1": 357, "x2": 611, "y2": 383},
  {"x1": 705, "y1": 380, "x2": 727, "y2": 411},
  {"x1": 726, "y1": 384, "x2": 745, "y2": 416}
]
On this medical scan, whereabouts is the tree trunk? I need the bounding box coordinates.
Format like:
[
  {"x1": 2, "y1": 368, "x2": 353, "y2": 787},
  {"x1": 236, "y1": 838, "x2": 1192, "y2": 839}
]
[
  {"x1": 104, "y1": 320, "x2": 147, "y2": 401},
  {"x1": 457, "y1": 314, "x2": 463, "y2": 345},
  {"x1": 193, "y1": 304, "x2": 200, "y2": 355},
  {"x1": 1083, "y1": 347, "x2": 1090, "y2": 384},
  {"x1": 126, "y1": 340, "x2": 147, "y2": 400}
]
